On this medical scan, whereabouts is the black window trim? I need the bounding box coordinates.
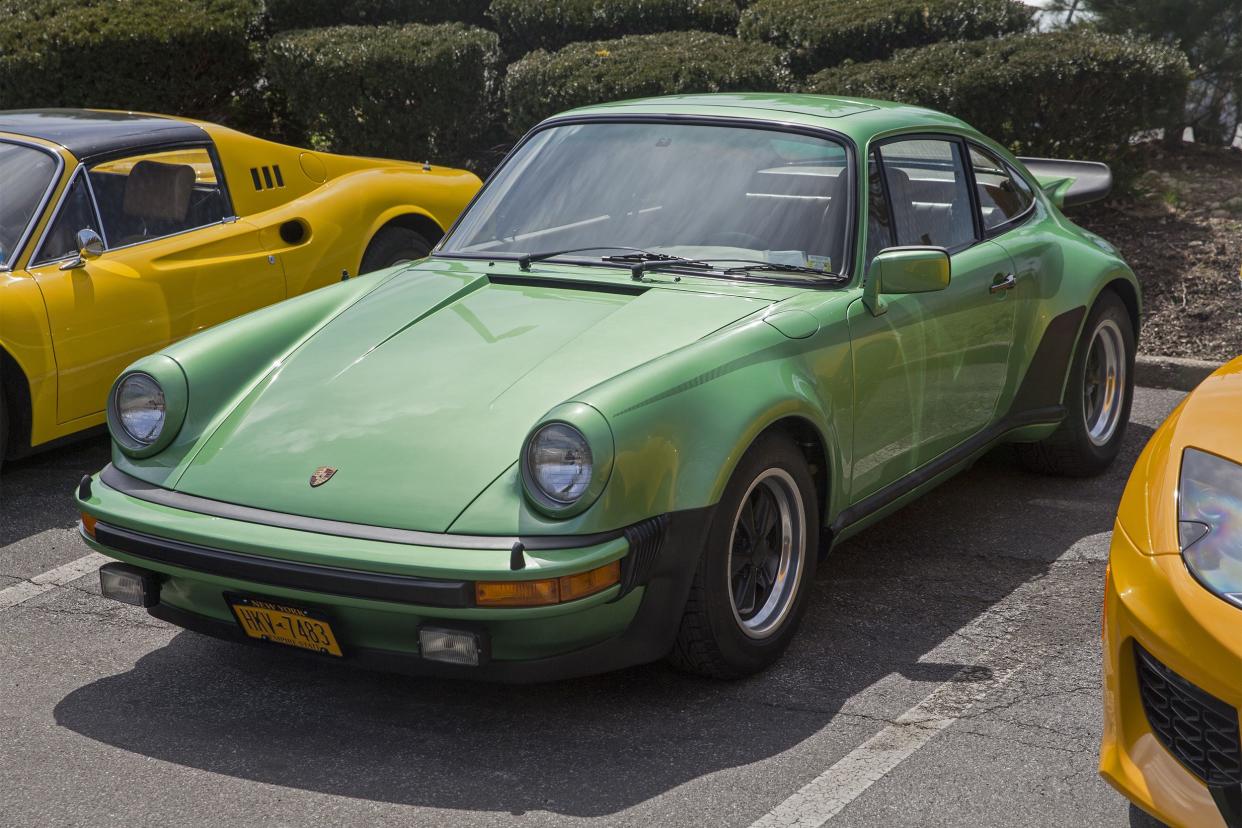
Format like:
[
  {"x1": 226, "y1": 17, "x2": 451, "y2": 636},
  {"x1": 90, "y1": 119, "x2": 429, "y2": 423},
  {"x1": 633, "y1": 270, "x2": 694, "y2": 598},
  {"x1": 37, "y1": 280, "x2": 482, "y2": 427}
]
[
  {"x1": 432, "y1": 112, "x2": 861, "y2": 289},
  {"x1": 30, "y1": 140, "x2": 238, "y2": 266},
  {"x1": 871, "y1": 131, "x2": 982, "y2": 257},
  {"x1": 965, "y1": 140, "x2": 1037, "y2": 239}
]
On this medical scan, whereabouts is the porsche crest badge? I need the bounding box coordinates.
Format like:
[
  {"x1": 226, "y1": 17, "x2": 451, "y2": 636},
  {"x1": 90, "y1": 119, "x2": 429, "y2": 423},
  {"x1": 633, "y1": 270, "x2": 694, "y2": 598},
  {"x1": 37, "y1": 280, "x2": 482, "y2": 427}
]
[{"x1": 309, "y1": 466, "x2": 338, "y2": 487}]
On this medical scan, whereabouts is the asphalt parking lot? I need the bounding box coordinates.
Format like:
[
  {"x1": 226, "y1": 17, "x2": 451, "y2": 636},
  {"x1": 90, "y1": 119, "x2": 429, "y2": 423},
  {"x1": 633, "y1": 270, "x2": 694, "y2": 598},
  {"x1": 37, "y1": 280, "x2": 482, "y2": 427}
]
[{"x1": 0, "y1": 385, "x2": 1185, "y2": 828}]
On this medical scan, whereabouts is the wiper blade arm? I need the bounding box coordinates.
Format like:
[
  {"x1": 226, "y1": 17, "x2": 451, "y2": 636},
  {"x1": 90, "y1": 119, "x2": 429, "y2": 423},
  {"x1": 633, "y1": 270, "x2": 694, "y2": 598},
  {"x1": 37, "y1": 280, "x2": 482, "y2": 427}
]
[
  {"x1": 704, "y1": 258, "x2": 845, "y2": 280},
  {"x1": 517, "y1": 246, "x2": 671, "y2": 271}
]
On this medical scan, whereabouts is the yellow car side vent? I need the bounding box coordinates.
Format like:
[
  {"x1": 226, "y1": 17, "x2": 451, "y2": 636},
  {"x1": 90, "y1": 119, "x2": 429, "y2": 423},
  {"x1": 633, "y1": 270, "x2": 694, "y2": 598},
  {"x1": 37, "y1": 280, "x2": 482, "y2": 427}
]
[{"x1": 249, "y1": 164, "x2": 286, "y2": 191}]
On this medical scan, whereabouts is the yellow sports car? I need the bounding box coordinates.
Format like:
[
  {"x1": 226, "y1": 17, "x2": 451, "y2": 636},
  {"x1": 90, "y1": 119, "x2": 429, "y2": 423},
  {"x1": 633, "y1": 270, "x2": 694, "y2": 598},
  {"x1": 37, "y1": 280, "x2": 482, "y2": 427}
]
[
  {"x1": 0, "y1": 109, "x2": 480, "y2": 467},
  {"x1": 1101, "y1": 356, "x2": 1242, "y2": 828}
]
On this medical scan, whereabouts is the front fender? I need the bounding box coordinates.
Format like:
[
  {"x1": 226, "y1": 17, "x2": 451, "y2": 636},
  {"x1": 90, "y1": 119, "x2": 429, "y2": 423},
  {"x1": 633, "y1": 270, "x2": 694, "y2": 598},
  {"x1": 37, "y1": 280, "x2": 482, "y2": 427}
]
[{"x1": 450, "y1": 315, "x2": 850, "y2": 535}]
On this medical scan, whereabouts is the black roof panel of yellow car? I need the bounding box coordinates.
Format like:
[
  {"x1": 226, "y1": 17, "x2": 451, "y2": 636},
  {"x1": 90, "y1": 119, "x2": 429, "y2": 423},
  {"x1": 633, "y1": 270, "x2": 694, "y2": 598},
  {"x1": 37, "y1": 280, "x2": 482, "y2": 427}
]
[{"x1": 0, "y1": 109, "x2": 209, "y2": 161}]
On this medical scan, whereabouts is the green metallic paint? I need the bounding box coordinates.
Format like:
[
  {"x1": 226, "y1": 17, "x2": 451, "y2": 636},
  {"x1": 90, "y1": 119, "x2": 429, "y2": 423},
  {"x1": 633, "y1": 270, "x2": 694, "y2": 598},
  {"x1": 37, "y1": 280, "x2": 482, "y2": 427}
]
[{"x1": 85, "y1": 93, "x2": 1141, "y2": 673}]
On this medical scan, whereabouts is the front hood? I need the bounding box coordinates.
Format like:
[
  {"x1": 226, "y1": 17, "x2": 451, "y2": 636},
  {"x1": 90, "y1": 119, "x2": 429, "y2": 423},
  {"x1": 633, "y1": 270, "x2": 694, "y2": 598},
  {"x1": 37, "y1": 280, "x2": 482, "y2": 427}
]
[{"x1": 172, "y1": 264, "x2": 772, "y2": 531}]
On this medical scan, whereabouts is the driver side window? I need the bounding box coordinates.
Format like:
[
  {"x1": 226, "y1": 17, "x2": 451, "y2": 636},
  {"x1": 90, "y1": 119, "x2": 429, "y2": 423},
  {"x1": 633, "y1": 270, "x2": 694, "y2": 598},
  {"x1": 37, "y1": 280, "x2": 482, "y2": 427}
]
[
  {"x1": 877, "y1": 138, "x2": 975, "y2": 250},
  {"x1": 33, "y1": 171, "x2": 102, "y2": 265}
]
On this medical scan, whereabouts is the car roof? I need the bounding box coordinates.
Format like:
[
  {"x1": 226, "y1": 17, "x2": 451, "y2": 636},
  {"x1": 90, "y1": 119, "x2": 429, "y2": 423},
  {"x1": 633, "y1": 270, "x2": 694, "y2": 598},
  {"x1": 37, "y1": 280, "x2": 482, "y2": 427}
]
[
  {"x1": 552, "y1": 93, "x2": 974, "y2": 143},
  {"x1": 0, "y1": 108, "x2": 209, "y2": 162}
]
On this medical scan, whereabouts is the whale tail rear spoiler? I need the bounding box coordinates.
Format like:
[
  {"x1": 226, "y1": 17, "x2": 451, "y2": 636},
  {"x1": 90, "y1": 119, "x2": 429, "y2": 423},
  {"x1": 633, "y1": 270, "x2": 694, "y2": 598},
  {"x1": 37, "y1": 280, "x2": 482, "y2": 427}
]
[{"x1": 1018, "y1": 157, "x2": 1112, "y2": 208}]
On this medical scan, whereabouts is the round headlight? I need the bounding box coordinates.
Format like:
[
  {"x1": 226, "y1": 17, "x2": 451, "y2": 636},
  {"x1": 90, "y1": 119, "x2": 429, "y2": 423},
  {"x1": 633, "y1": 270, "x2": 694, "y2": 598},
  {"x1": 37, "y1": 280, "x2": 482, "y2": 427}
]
[
  {"x1": 114, "y1": 373, "x2": 167, "y2": 445},
  {"x1": 525, "y1": 423, "x2": 593, "y2": 505}
]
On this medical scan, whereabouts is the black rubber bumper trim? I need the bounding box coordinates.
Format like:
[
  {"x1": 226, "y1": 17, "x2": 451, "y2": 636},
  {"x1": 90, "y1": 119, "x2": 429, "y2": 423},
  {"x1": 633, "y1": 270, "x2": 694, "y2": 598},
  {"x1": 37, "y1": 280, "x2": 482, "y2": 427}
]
[
  {"x1": 98, "y1": 464, "x2": 625, "y2": 551},
  {"x1": 140, "y1": 505, "x2": 716, "y2": 683},
  {"x1": 93, "y1": 522, "x2": 475, "y2": 608}
]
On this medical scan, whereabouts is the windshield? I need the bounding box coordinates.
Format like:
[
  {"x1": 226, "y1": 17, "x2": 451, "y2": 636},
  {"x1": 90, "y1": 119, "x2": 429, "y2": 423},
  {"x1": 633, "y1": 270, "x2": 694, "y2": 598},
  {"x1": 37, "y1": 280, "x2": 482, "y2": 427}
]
[
  {"x1": 441, "y1": 122, "x2": 852, "y2": 277},
  {"x1": 0, "y1": 141, "x2": 59, "y2": 268}
]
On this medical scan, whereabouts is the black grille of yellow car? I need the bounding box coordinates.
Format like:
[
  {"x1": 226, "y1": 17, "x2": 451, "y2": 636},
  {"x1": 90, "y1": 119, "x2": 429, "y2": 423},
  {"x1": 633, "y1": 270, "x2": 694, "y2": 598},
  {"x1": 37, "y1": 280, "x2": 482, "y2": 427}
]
[
  {"x1": 249, "y1": 164, "x2": 285, "y2": 191},
  {"x1": 1136, "y1": 643, "x2": 1242, "y2": 787}
]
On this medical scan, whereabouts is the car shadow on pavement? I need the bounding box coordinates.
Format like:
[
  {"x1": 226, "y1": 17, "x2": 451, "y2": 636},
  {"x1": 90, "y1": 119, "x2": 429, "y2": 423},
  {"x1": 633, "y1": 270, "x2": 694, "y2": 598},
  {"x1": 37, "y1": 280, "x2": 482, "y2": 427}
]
[
  {"x1": 51, "y1": 424, "x2": 1153, "y2": 818},
  {"x1": 0, "y1": 435, "x2": 110, "y2": 548}
]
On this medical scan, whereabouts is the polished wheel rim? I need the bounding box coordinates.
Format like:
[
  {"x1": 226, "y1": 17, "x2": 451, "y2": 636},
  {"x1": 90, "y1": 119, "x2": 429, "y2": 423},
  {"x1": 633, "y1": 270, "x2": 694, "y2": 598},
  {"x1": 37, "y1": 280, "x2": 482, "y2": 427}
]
[
  {"x1": 1083, "y1": 318, "x2": 1126, "y2": 446},
  {"x1": 726, "y1": 468, "x2": 806, "y2": 639}
]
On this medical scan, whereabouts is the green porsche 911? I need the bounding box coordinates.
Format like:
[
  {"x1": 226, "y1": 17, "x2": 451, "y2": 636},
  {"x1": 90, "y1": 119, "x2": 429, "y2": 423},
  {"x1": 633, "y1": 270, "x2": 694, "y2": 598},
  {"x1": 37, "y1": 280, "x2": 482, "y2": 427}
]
[{"x1": 77, "y1": 94, "x2": 1138, "y2": 680}]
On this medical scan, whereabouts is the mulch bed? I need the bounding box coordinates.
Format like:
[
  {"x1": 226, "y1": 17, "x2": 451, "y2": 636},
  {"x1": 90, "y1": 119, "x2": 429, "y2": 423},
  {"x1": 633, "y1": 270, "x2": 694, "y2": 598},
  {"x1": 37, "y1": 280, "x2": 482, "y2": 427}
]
[{"x1": 1071, "y1": 143, "x2": 1242, "y2": 361}]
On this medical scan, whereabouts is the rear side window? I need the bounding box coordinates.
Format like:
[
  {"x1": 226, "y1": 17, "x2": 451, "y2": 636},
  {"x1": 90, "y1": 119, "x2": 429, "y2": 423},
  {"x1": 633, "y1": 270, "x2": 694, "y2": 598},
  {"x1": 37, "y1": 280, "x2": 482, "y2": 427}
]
[
  {"x1": 87, "y1": 147, "x2": 227, "y2": 248},
  {"x1": 33, "y1": 172, "x2": 103, "y2": 265},
  {"x1": 876, "y1": 138, "x2": 975, "y2": 250},
  {"x1": 970, "y1": 145, "x2": 1034, "y2": 232}
]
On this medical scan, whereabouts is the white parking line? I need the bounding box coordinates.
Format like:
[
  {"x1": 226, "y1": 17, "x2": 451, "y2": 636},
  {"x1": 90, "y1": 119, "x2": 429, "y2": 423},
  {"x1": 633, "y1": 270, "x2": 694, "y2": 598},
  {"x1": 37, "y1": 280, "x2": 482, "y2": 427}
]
[
  {"x1": 0, "y1": 553, "x2": 110, "y2": 611},
  {"x1": 747, "y1": 561, "x2": 1069, "y2": 828}
]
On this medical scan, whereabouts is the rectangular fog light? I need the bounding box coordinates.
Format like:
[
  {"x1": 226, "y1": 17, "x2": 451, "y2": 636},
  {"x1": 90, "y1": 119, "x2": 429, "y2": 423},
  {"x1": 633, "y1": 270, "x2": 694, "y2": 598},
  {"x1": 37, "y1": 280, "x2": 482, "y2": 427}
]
[
  {"x1": 99, "y1": 563, "x2": 159, "y2": 608},
  {"x1": 419, "y1": 627, "x2": 485, "y2": 667}
]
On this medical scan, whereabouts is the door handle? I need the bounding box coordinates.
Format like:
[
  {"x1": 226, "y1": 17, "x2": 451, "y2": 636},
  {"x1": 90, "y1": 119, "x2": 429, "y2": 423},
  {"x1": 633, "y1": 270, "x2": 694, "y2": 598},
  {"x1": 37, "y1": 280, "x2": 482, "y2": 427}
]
[{"x1": 989, "y1": 273, "x2": 1016, "y2": 294}]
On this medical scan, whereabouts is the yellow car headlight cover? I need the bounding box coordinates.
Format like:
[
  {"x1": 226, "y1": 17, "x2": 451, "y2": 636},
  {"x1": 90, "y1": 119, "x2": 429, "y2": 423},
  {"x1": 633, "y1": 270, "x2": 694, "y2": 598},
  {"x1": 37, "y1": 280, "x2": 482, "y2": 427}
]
[{"x1": 1179, "y1": 447, "x2": 1242, "y2": 608}]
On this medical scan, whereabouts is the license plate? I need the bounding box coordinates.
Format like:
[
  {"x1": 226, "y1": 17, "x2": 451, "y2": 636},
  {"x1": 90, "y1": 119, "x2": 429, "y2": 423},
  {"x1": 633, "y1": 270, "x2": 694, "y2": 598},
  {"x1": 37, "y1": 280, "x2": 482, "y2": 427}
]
[{"x1": 228, "y1": 595, "x2": 343, "y2": 657}]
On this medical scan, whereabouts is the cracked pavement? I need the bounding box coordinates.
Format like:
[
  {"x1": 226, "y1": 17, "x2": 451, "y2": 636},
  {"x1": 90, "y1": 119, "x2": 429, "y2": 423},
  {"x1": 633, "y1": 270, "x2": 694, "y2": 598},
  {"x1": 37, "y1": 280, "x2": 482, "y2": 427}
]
[{"x1": 0, "y1": 387, "x2": 1185, "y2": 827}]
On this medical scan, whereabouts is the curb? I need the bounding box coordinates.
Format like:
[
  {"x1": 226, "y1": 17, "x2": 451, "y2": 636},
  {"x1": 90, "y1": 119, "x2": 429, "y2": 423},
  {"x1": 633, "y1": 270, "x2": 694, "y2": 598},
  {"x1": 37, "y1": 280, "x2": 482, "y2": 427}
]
[{"x1": 1135, "y1": 355, "x2": 1221, "y2": 392}]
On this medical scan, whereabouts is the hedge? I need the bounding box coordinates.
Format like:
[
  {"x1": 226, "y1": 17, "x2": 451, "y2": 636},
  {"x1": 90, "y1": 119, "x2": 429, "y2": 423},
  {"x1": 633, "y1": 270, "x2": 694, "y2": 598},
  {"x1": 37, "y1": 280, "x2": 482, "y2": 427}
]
[
  {"x1": 739, "y1": 0, "x2": 1033, "y2": 76},
  {"x1": 489, "y1": 0, "x2": 742, "y2": 57},
  {"x1": 806, "y1": 31, "x2": 1190, "y2": 165},
  {"x1": 264, "y1": 0, "x2": 490, "y2": 33},
  {"x1": 266, "y1": 23, "x2": 501, "y2": 165},
  {"x1": 0, "y1": 0, "x2": 260, "y2": 118},
  {"x1": 504, "y1": 31, "x2": 792, "y2": 133}
]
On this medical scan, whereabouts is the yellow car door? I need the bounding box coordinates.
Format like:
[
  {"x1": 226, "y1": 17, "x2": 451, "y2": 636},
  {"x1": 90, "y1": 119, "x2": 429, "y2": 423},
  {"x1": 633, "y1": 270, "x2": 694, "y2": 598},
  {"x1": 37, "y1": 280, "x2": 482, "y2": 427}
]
[{"x1": 25, "y1": 147, "x2": 284, "y2": 424}]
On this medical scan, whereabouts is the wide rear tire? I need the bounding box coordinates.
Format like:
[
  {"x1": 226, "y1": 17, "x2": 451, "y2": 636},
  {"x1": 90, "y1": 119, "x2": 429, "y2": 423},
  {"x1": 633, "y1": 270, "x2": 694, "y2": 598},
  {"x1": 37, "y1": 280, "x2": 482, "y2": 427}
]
[
  {"x1": 1017, "y1": 290, "x2": 1135, "y2": 477},
  {"x1": 359, "y1": 226, "x2": 431, "y2": 274},
  {"x1": 669, "y1": 432, "x2": 819, "y2": 678}
]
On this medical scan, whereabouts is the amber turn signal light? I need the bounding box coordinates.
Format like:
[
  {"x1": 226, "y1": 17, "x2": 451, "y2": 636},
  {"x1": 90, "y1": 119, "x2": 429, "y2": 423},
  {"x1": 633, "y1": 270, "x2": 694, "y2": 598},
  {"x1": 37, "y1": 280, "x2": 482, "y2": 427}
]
[
  {"x1": 80, "y1": 512, "x2": 97, "y2": 538},
  {"x1": 475, "y1": 560, "x2": 622, "y2": 607}
]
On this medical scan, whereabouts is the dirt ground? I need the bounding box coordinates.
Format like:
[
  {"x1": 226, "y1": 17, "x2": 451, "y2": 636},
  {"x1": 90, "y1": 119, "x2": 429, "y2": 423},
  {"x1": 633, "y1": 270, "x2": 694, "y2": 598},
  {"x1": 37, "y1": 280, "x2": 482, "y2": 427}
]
[{"x1": 1072, "y1": 143, "x2": 1242, "y2": 361}]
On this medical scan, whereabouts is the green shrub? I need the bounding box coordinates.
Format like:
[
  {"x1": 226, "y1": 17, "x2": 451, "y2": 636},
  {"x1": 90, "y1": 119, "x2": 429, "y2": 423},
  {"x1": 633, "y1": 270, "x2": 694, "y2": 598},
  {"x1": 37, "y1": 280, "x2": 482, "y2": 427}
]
[
  {"x1": 806, "y1": 31, "x2": 1190, "y2": 165},
  {"x1": 266, "y1": 23, "x2": 501, "y2": 165},
  {"x1": 739, "y1": 0, "x2": 1033, "y2": 75},
  {"x1": 0, "y1": 0, "x2": 261, "y2": 119},
  {"x1": 489, "y1": 0, "x2": 742, "y2": 56},
  {"x1": 264, "y1": 0, "x2": 490, "y2": 33},
  {"x1": 504, "y1": 31, "x2": 791, "y2": 133}
]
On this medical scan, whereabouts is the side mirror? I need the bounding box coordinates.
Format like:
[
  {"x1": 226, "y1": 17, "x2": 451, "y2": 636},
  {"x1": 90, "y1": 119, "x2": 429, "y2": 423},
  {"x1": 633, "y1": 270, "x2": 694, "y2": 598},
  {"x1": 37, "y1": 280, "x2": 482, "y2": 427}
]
[
  {"x1": 59, "y1": 228, "x2": 105, "y2": 271},
  {"x1": 863, "y1": 247, "x2": 951, "y2": 316}
]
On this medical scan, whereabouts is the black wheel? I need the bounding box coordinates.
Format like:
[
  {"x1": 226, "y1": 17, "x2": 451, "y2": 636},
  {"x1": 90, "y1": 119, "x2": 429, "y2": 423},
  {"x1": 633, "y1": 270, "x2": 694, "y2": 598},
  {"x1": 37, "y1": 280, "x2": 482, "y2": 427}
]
[
  {"x1": 359, "y1": 226, "x2": 432, "y2": 274},
  {"x1": 669, "y1": 432, "x2": 819, "y2": 678},
  {"x1": 1017, "y1": 290, "x2": 1135, "y2": 477}
]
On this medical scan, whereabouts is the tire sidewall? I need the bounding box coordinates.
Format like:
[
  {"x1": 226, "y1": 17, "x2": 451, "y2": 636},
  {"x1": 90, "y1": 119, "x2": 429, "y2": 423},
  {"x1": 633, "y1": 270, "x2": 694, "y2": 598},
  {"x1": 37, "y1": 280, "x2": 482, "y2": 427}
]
[
  {"x1": 359, "y1": 227, "x2": 431, "y2": 274},
  {"x1": 1065, "y1": 292, "x2": 1136, "y2": 467},
  {"x1": 698, "y1": 434, "x2": 820, "y2": 673}
]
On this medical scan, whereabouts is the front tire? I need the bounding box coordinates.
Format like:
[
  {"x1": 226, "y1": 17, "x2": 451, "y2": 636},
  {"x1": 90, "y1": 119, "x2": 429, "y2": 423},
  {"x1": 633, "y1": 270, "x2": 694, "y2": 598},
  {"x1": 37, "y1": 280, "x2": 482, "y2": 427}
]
[
  {"x1": 359, "y1": 226, "x2": 432, "y2": 274},
  {"x1": 1017, "y1": 290, "x2": 1136, "y2": 477},
  {"x1": 669, "y1": 432, "x2": 819, "y2": 678}
]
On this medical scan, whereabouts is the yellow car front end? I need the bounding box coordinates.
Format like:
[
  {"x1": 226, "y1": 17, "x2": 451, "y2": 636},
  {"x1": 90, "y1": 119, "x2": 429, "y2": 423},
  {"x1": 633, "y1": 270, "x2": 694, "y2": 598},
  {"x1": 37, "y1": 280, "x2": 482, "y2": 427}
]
[{"x1": 1102, "y1": 357, "x2": 1242, "y2": 828}]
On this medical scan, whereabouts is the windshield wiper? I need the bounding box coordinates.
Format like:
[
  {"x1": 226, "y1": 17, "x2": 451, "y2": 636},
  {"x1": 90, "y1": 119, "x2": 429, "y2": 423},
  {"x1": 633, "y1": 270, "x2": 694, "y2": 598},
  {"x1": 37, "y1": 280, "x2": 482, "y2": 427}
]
[
  {"x1": 517, "y1": 246, "x2": 674, "y2": 271},
  {"x1": 715, "y1": 259, "x2": 847, "y2": 280}
]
